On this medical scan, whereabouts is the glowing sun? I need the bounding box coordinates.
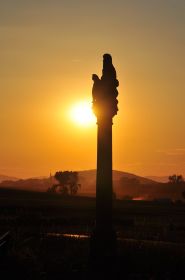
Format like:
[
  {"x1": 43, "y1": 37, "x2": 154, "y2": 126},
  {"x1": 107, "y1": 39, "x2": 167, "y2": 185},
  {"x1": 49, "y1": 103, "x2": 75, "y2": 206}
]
[{"x1": 70, "y1": 101, "x2": 96, "y2": 126}]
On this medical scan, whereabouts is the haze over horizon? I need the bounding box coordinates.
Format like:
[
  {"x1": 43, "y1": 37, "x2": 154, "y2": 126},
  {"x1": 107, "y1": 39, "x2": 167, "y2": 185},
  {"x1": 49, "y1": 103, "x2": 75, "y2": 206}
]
[
  {"x1": 1, "y1": 0, "x2": 185, "y2": 178},
  {"x1": 0, "y1": 168, "x2": 180, "y2": 182}
]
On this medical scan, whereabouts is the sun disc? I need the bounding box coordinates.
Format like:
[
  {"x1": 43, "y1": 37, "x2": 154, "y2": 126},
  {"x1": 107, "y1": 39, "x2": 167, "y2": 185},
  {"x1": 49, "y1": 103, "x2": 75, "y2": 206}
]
[{"x1": 70, "y1": 101, "x2": 96, "y2": 126}]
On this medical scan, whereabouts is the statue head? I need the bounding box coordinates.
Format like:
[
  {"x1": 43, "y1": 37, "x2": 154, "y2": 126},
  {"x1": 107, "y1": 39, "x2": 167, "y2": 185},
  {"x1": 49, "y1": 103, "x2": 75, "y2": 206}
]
[
  {"x1": 103, "y1": 53, "x2": 112, "y2": 65},
  {"x1": 103, "y1": 53, "x2": 112, "y2": 63}
]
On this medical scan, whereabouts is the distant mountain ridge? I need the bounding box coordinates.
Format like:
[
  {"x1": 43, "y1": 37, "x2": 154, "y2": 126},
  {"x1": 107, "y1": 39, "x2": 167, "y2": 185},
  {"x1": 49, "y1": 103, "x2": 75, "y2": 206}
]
[
  {"x1": 146, "y1": 176, "x2": 169, "y2": 183},
  {"x1": 79, "y1": 169, "x2": 155, "y2": 183},
  {"x1": 1, "y1": 170, "x2": 184, "y2": 201},
  {"x1": 0, "y1": 171, "x2": 168, "y2": 184},
  {"x1": 78, "y1": 169, "x2": 156, "y2": 195},
  {"x1": 0, "y1": 169, "x2": 156, "y2": 192},
  {"x1": 0, "y1": 174, "x2": 19, "y2": 183}
]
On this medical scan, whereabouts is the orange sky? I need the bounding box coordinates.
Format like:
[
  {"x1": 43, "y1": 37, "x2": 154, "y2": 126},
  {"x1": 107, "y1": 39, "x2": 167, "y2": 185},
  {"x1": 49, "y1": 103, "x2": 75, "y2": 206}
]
[{"x1": 0, "y1": 0, "x2": 185, "y2": 178}]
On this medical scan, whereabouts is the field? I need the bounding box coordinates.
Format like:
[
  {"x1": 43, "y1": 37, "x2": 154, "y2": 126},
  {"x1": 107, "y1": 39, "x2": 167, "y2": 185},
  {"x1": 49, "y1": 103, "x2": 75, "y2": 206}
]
[{"x1": 0, "y1": 188, "x2": 185, "y2": 279}]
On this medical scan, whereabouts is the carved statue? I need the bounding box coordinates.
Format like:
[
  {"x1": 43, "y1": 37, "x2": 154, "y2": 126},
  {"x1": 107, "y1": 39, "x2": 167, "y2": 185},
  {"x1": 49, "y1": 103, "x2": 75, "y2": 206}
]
[{"x1": 92, "y1": 54, "x2": 119, "y2": 118}]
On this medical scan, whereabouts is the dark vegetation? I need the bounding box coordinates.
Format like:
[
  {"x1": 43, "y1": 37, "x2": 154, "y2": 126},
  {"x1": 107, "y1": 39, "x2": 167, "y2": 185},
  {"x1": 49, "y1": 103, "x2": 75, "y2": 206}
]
[
  {"x1": 47, "y1": 171, "x2": 80, "y2": 195},
  {"x1": 0, "y1": 188, "x2": 185, "y2": 279}
]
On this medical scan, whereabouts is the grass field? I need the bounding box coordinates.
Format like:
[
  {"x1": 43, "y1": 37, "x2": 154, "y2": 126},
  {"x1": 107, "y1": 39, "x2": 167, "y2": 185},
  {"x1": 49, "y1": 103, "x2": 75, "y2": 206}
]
[{"x1": 0, "y1": 188, "x2": 185, "y2": 279}]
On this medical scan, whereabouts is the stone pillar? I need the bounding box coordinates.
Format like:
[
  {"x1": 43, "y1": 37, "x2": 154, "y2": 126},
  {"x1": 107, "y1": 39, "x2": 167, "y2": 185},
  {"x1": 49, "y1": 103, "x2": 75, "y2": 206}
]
[
  {"x1": 96, "y1": 117, "x2": 113, "y2": 235},
  {"x1": 90, "y1": 54, "x2": 119, "y2": 258}
]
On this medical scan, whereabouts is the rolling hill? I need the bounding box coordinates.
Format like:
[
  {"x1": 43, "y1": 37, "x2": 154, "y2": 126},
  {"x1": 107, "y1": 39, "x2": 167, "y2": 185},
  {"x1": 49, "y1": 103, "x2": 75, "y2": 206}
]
[
  {"x1": 78, "y1": 169, "x2": 156, "y2": 197},
  {"x1": 0, "y1": 169, "x2": 155, "y2": 194},
  {"x1": 0, "y1": 174, "x2": 19, "y2": 183},
  {"x1": 0, "y1": 170, "x2": 184, "y2": 200}
]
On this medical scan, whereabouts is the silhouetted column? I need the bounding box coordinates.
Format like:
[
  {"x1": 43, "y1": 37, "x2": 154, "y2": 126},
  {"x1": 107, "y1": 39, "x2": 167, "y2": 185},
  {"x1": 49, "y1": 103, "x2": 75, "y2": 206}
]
[
  {"x1": 96, "y1": 117, "x2": 113, "y2": 234},
  {"x1": 91, "y1": 54, "x2": 119, "y2": 258}
]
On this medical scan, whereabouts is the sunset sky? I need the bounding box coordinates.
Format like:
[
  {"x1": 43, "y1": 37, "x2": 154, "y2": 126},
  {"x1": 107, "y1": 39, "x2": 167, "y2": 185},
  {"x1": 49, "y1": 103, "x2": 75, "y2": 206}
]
[{"x1": 1, "y1": 0, "x2": 185, "y2": 178}]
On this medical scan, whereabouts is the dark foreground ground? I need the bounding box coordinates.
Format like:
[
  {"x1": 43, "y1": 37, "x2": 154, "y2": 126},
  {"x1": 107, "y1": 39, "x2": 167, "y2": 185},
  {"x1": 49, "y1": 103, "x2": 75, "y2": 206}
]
[{"x1": 0, "y1": 189, "x2": 185, "y2": 279}]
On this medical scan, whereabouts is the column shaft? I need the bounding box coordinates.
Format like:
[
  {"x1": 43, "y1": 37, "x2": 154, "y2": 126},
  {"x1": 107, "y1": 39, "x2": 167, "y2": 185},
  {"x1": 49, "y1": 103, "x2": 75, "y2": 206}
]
[{"x1": 96, "y1": 117, "x2": 113, "y2": 234}]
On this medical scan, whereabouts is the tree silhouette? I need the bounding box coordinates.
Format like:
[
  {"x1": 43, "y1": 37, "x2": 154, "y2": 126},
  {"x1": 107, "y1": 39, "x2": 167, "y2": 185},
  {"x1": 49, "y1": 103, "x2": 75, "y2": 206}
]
[
  {"x1": 50, "y1": 171, "x2": 80, "y2": 195},
  {"x1": 168, "y1": 174, "x2": 184, "y2": 184}
]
